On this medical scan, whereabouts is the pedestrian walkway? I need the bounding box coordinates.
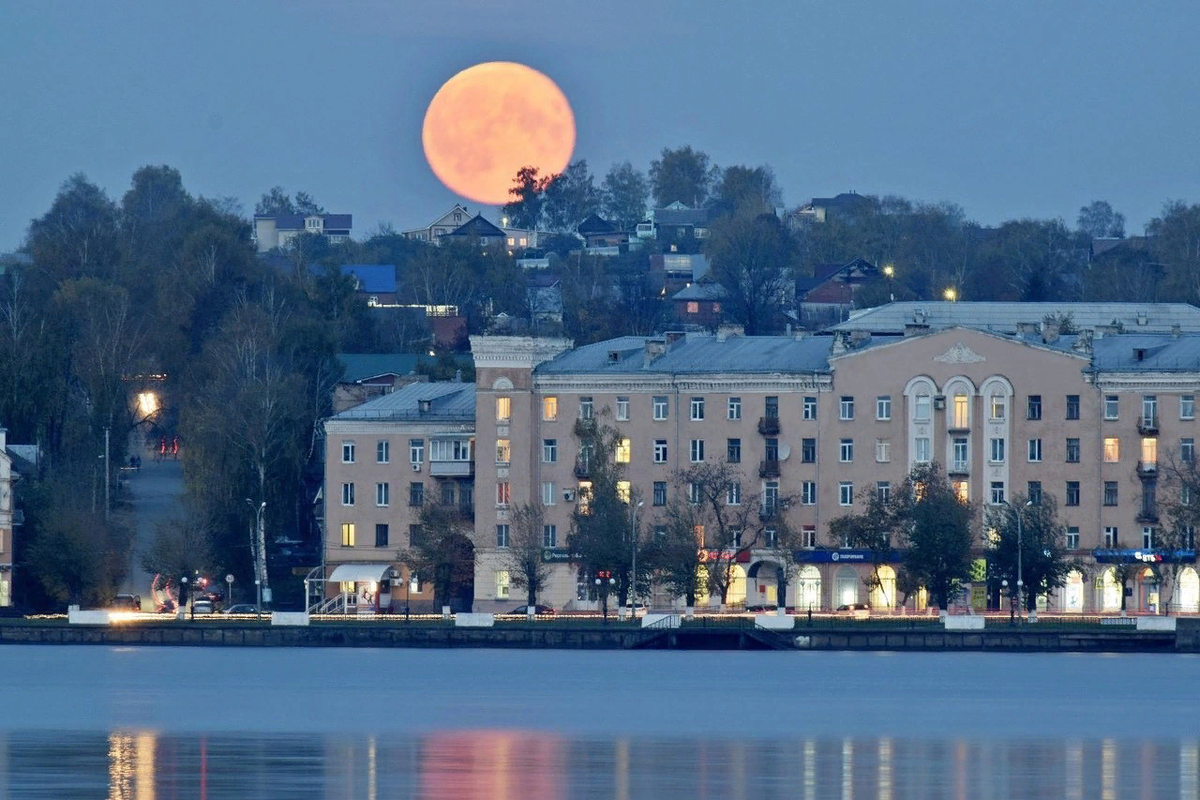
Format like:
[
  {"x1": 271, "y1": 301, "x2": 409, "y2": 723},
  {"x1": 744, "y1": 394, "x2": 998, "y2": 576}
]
[{"x1": 122, "y1": 443, "x2": 186, "y2": 607}]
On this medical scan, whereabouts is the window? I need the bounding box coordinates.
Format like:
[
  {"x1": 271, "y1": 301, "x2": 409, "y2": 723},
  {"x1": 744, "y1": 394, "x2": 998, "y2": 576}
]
[
  {"x1": 653, "y1": 481, "x2": 667, "y2": 506},
  {"x1": 1143, "y1": 527, "x2": 1155, "y2": 549},
  {"x1": 1027, "y1": 481, "x2": 1042, "y2": 505},
  {"x1": 1142, "y1": 437, "x2": 1158, "y2": 469},
  {"x1": 496, "y1": 396, "x2": 511, "y2": 422},
  {"x1": 496, "y1": 439, "x2": 511, "y2": 465},
  {"x1": 543, "y1": 396, "x2": 558, "y2": 421},
  {"x1": 1066, "y1": 438, "x2": 1080, "y2": 463},
  {"x1": 802, "y1": 438, "x2": 816, "y2": 463},
  {"x1": 341, "y1": 482, "x2": 355, "y2": 506},
  {"x1": 1028, "y1": 438, "x2": 1042, "y2": 462},
  {"x1": 1185, "y1": 485, "x2": 1194, "y2": 507},
  {"x1": 764, "y1": 528, "x2": 778, "y2": 548},
  {"x1": 727, "y1": 482, "x2": 741, "y2": 506},
  {"x1": 1142, "y1": 395, "x2": 1158, "y2": 426},
  {"x1": 496, "y1": 570, "x2": 511, "y2": 599},
  {"x1": 915, "y1": 394, "x2": 931, "y2": 421},
  {"x1": 945, "y1": 438, "x2": 966, "y2": 472},
  {"x1": 690, "y1": 439, "x2": 705, "y2": 463},
  {"x1": 803, "y1": 397, "x2": 817, "y2": 420},
  {"x1": 876, "y1": 395, "x2": 892, "y2": 421},
  {"x1": 690, "y1": 397, "x2": 705, "y2": 421},
  {"x1": 1104, "y1": 527, "x2": 1118, "y2": 548},
  {"x1": 616, "y1": 480, "x2": 631, "y2": 503},
  {"x1": 430, "y1": 439, "x2": 471, "y2": 462},
  {"x1": 877, "y1": 481, "x2": 891, "y2": 503},
  {"x1": 1027, "y1": 395, "x2": 1042, "y2": 420},
  {"x1": 1066, "y1": 481, "x2": 1080, "y2": 506},
  {"x1": 542, "y1": 524, "x2": 557, "y2": 548},
  {"x1": 340, "y1": 522, "x2": 355, "y2": 547},
  {"x1": 1185, "y1": 526, "x2": 1196, "y2": 549},
  {"x1": 442, "y1": 483, "x2": 455, "y2": 505},
  {"x1": 409, "y1": 439, "x2": 424, "y2": 465},
  {"x1": 840, "y1": 396, "x2": 855, "y2": 420},
  {"x1": 915, "y1": 437, "x2": 930, "y2": 463},
  {"x1": 653, "y1": 396, "x2": 668, "y2": 420},
  {"x1": 839, "y1": 482, "x2": 854, "y2": 506},
  {"x1": 802, "y1": 481, "x2": 817, "y2": 505},
  {"x1": 577, "y1": 481, "x2": 592, "y2": 514},
  {"x1": 990, "y1": 438, "x2": 1005, "y2": 463},
  {"x1": 615, "y1": 438, "x2": 631, "y2": 464},
  {"x1": 944, "y1": 393, "x2": 966, "y2": 429},
  {"x1": 541, "y1": 482, "x2": 555, "y2": 506},
  {"x1": 840, "y1": 439, "x2": 854, "y2": 463},
  {"x1": 989, "y1": 395, "x2": 1006, "y2": 421},
  {"x1": 990, "y1": 482, "x2": 1005, "y2": 505},
  {"x1": 1105, "y1": 395, "x2": 1119, "y2": 420},
  {"x1": 1066, "y1": 395, "x2": 1080, "y2": 420},
  {"x1": 654, "y1": 524, "x2": 667, "y2": 541},
  {"x1": 616, "y1": 396, "x2": 629, "y2": 421},
  {"x1": 764, "y1": 481, "x2": 779, "y2": 513},
  {"x1": 1104, "y1": 481, "x2": 1118, "y2": 506},
  {"x1": 496, "y1": 481, "x2": 510, "y2": 507},
  {"x1": 654, "y1": 440, "x2": 668, "y2": 463},
  {"x1": 765, "y1": 396, "x2": 778, "y2": 419},
  {"x1": 727, "y1": 438, "x2": 741, "y2": 463},
  {"x1": 1183, "y1": 438, "x2": 1195, "y2": 464},
  {"x1": 408, "y1": 482, "x2": 423, "y2": 506},
  {"x1": 496, "y1": 524, "x2": 510, "y2": 548},
  {"x1": 579, "y1": 396, "x2": 594, "y2": 420},
  {"x1": 876, "y1": 438, "x2": 891, "y2": 463},
  {"x1": 1183, "y1": 395, "x2": 1196, "y2": 420},
  {"x1": 375, "y1": 482, "x2": 390, "y2": 507},
  {"x1": 543, "y1": 439, "x2": 557, "y2": 463},
  {"x1": 802, "y1": 526, "x2": 817, "y2": 548},
  {"x1": 376, "y1": 440, "x2": 390, "y2": 464},
  {"x1": 728, "y1": 397, "x2": 742, "y2": 420},
  {"x1": 341, "y1": 441, "x2": 355, "y2": 463},
  {"x1": 686, "y1": 300, "x2": 700, "y2": 314},
  {"x1": 1066, "y1": 527, "x2": 1079, "y2": 550},
  {"x1": 374, "y1": 523, "x2": 388, "y2": 548},
  {"x1": 952, "y1": 480, "x2": 969, "y2": 503},
  {"x1": 1103, "y1": 437, "x2": 1120, "y2": 463},
  {"x1": 689, "y1": 482, "x2": 702, "y2": 504}
]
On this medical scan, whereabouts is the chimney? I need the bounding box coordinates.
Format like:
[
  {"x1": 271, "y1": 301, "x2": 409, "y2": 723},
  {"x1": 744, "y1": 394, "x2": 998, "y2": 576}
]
[
  {"x1": 1172, "y1": 324, "x2": 1183, "y2": 338},
  {"x1": 849, "y1": 330, "x2": 871, "y2": 347},
  {"x1": 830, "y1": 331, "x2": 850, "y2": 355},
  {"x1": 1041, "y1": 319, "x2": 1060, "y2": 344},
  {"x1": 715, "y1": 323, "x2": 743, "y2": 342},
  {"x1": 643, "y1": 337, "x2": 667, "y2": 368},
  {"x1": 1016, "y1": 321, "x2": 1039, "y2": 339},
  {"x1": 1072, "y1": 329, "x2": 1093, "y2": 355},
  {"x1": 454, "y1": 369, "x2": 462, "y2": 382}
]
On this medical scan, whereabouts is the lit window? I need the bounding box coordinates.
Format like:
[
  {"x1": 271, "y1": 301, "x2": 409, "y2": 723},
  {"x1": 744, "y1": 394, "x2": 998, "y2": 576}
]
[
  {"x1": 952, "y1": 394, "x2": 969, "y2": 428},
  {"x1": 578, "y1": 481, "x2": 593, "y2": 514},
  {"x1": 543, "y1": 396, "x2": 558, "y2": 421},
  {"x1": 617, "y1": 480, "x2": 631, "y2": 503},
  {"x1": 340, "y1": 523, "x2": 355, "y2": 547},
  {"x1": 496, "y1": 570, "x2": 511, "y2": 599},
  {"x1": 496, "y1": 482, "x2": 510, "y2": 507},
  {"x1": 496, "y1": 439, "x2": 511, "y2": 464},
  {"x1": 1141, "y1": 437, "x2": 1157, "y2": 467},
  {"x1": 615, "y1": 438, "x2": 631, "y2": 464},
  {"x1": 687, "y1": 301, "x2": 700, "y2": 314},
  {"x1": 496, "y1": 396, "x2": 511, "y2": 422},
  {"x1": 1103, "y1": 437, "x2": 1120, "y2": 462},
  {"x1": 952, "y1": 481, "x2": 968, "y2": 503}
]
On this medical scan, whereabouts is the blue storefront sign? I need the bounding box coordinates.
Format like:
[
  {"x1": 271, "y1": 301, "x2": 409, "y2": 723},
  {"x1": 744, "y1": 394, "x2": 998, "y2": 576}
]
[
  {"x1": 1092, "y1": 548, "x2": 1197, "y2": 564},
  {"x1": 794, "y1": 549, "x2": 904, "y2": 564}
]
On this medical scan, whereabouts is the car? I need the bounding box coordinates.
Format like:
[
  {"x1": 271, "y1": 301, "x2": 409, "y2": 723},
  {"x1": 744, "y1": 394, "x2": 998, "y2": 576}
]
[
  {"x1": 836, "y1": 603, "x2": 871, "y2": 612},
  {"x1": 112, "y1": 593, "x2": 142, "y2": 611},
  {"x1": 191, "y1": 599, "x2": 215, "y2": 615},
  {"x1": 222, "y1": 604, "x2": 261, "y2": 615},
  {"x1": 509, "y1": 604, "x2": 555, "y2": 616}
]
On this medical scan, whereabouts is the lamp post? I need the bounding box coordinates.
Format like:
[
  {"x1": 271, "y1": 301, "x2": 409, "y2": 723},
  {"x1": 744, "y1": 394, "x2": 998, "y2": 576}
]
[
  {"x1": 1002, "y1": 578, "x2": 1012, "y2": 623},
  {"x1": 180, "y1": 575, "x2": 189, "y2": 620},
  {"x1": 245, "y1": 499, "x2": 267, "y2": 620},
  {"x1": 595, "y1": 574, "x2": 616, "y2": 621},
  {"x1": 1003, "y1": 499, "x2": 1034, "y2": 622},
  {"x1": 630, "y1": 500, "x2": 644, "y2": 618}
]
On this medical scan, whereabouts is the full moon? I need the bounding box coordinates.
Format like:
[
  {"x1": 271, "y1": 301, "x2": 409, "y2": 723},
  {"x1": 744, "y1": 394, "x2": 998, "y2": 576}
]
[{"x1": 422, "y1": 62, "x2": 576, "y2": 206}]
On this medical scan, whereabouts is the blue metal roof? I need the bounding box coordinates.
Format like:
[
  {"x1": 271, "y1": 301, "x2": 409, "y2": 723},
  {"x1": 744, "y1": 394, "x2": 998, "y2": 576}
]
[
  {"x1": 340, "y1": 264, "x2": 396, "y2": 294},
  {"x1": 331, "y1": 381, "x2": 476, "y2": 421},
  {"x1": 537, "y1": 334, "x2": 833, "y2": 375}
]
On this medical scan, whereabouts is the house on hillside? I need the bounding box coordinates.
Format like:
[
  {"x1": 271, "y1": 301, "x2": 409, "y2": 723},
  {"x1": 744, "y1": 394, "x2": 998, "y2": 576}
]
[
  {"x1": 577, "y1": 214, "x2": 629, "y2": 251},
  {"x1": 651, "y1": 202, "x2": 710, "y2": 254},
  {"x1": 797, "y1": 258, "x2": 879, "y2": 328},
  {"x1": 0, "y1": 427, "x2": 37, "y2": 608},
  {"x1": 333, "y1": 354, "x2": 430, "y2": 413},
  {"x1": 341, "y1": 264, "x2": 398, "y2": 306},
  {"x1": 790, "y1": 192, "x2": 872, "y2": 224},
  {"x1": 254, "y1": 213, "x2": 352, "y2": 252},
  {"x1": 402, "y1": 204, "x2": 471, "y2": 243},
  {"x1": 672, "y1": 283, "x2": 727, "y2": 328},
  {"x1": 441, "y1": 214, "x2": 506, "y2": 248}
]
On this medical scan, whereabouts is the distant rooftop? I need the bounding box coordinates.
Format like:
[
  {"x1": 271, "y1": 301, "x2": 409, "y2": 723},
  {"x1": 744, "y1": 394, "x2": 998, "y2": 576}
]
[
  {"x1": 832, "y1": 302, "x2": 1200, "y2": 335},
  {"x1": 672, "y1": 283, "x2": 728, "y2": 301},
  {"x1": 340, "y1": 264, "x2": 396, "y2": 294},
  {"x1": 537, "y1": 333, "x2": 833, "y2": 375},
  {"x1": 330, "y1": 381, "x2": 475, "y2": 421},
  {"x1": 337, "y1": 353, "x2": 421, "y2": 384}
]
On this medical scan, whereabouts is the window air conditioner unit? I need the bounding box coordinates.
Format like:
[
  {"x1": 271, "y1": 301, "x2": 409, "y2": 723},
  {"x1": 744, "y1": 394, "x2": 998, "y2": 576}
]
[
  {"x1": 933, "y1": 396, "x2": 946, "y2": 410},
  {"x1": 563, "y1": 488, "x2": 576, "y2": 502},
  {"x1": 411, "y1": 462, "x2": 421, "y2": 472}
]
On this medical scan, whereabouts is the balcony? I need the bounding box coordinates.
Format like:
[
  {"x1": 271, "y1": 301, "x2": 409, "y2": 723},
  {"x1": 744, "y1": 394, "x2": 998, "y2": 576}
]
[
  {"x1": 1138, "y1": 416, "x2": 1159, "y2": 435},
  {"x1": 758, "y1": 416, "x2": 781, "y2": 436},
  {"x1": 1137, "y1": 460, "x2": 1158, "y2": 477},
  {"x1": 458, "y1": 505, "x2": 475, "y2": 523},
  {"x1": 1137, "y1": 508, "x2": 1160, "y2": 524},
  {"x1": 948, "y1": 460, "x2": 970, "y2": 476},
  {"x1": 430, "y1": 459, "x2": 473, "y2": 477},
  {"x1": 574, "y1": 460, "x2": 593, "y2": 479},
  {"x1": 758, "y1": 459, "x2": 781, "y2": 479}
]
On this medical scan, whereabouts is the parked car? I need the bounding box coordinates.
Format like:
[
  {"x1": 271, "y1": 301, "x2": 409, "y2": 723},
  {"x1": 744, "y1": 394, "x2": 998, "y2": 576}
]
[
  {"x1": 509, "y1": 604, "x2": 555, "y2": 616},
  {"x1": 222, "y1": 604, "x2": 260, "y2": 615},
  {"x1": 836, "y1": 603, "x2": 871, "y2": 612},
  {"x1": 112, "y1": 593, "x2": 142, "y2": 611},
  {"x1": 191, "y1": 599, "x2": 215, "y2": 615}
]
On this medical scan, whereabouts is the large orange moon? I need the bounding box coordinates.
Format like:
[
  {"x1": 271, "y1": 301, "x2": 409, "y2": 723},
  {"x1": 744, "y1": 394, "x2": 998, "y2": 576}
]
[{"x1": 422, "y1": 62, "x2": 576, "y2": 206}]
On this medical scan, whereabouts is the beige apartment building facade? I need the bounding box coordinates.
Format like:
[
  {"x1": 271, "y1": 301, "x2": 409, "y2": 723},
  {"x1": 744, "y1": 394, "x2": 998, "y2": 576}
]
[{"x1": 323, "y1": 306, "x2": 1200, "y2": 615}]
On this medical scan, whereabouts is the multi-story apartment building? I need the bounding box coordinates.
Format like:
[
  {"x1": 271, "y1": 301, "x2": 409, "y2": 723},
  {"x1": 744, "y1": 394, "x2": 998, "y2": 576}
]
[{"x1": 323, "y1": 303, "x2": 1200, "y2": 616}]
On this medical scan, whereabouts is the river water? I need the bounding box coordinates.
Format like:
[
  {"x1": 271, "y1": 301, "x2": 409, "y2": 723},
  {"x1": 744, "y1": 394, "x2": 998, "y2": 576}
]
[{"x1": 1, "y1": 646, "x2": 1195, "y2": 798}]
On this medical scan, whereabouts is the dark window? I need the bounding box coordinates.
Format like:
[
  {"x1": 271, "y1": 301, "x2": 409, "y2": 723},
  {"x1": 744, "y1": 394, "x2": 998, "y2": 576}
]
[
  {"x1": 765, "y1": 438, "x2": 779, "y2": 461},
  {"x1": 375, "y1": 523, "x2": 389, "y2": 548},
  {"x1": 1027, "y1": 395, "x2": 1042, "y2": 421},
  {"x1": 1027, "y1": 481, "x2": 1042, "y2": 505},
  {"x1": 727, "y1": 438, "x2": 741, "y2": 463},
  {"x1": 765, "y1": 396, "x2": 779, "y2": 419},
  {"x1": 408, "y1": 524, "x2": 421, "y2": 546},
  {"x1": 802, "y1": 438, "x2": 816, "y2": 463},
  {"x1": 1066, "y1": 481, "x2": 1080, "y2": 506},
  {"x1": 441, "y1": 483, "x2": 455, "y2": 505},
  {"x1": 1066, "y1": 395, "x2": 1080, "y2": 420},
  {"x1": 1066, "y1": 438, "x2": 1080, "y2": 463},
  {"x1": 1104, "y1": 481, "x2": 1118, "y2": 506},
  {"x1": 409, "y1": 482, "x2": 424, "y2": 506},
  {"x1": 653, "y1": 481, "x2": 667, "y2": 506}
]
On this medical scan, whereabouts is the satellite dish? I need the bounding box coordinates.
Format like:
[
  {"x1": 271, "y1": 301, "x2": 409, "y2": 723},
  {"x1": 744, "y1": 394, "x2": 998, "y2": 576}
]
[{"x1": 778, "y1": 443, "x2": 791, "y2": 461}]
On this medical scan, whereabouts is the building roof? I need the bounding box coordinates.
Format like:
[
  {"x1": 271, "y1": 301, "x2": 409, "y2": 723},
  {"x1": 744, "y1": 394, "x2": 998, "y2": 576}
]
[
  {"x1": 1091, "y1": 334, "x2": 1200, "y2": 372},
  {"x1": 255, "y1": 212, "x2": 352, "y2": 232},
  {"x1": 577, "y1": 214, "x2": 618, "y2": 235},
  {"x1": 330, "y1": 380, "x2": 475, "y2": 421},
  {"x1": 536, "y1": 333, "x2": 833, "y2": 375},
  {"x1": 447, "y1": 214, "x2": 505, "y2": 239},
  {"x1": 340, "y1": 264, "x2": 397, "y2": 294},
  {"x1": 654, "y1": 205, "x2": 710, "y2": 227},
  {"x1": 672, "y1": 283, "x2": 728, "y2": 301},
  {"x1": 832, "y1": 302, "x2": 1200, "y2": 335},
  {"x1": 323, "y1": 214, "x2": 352, "y2": 231},
  {"x1": 337, "y1": 354, "x2": 422, "y2": 383}
]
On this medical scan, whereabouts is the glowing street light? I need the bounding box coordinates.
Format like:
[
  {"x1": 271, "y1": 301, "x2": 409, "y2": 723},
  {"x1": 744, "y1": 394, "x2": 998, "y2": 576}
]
[
  {"x1": 882, "y1": 264, "x2": 895, "y2": 278},
  {"x1": 943, "y1": 287, "x2": 958, "y2": 302},
  {"x1": 137, "y1": 391, "x2": 158, "y2": 417}
]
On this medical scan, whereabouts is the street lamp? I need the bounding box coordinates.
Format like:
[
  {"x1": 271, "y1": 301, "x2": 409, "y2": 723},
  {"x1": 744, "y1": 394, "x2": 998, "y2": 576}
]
[
  {"x1": 1003, "y1": 499, "x2": 1034, "y2": 622},
  {"x1": 595, "y1": 574, "x2": 616, "y2": 621},
  {"x1": 1002, "y1": 578, "x2": 1012, "y2": 623},
  {"x1": 630, "y1": 500, "x2": 644, "y2": 618},
  {"x1": 943, "y1": 287, "x2": 958, "y2": 302},
  {"x1": 245, "y1": 499, "x2": 267, "y2": 620},
  {"x1": 180, "y1": 575, "x2": 189, "y2": 620}
]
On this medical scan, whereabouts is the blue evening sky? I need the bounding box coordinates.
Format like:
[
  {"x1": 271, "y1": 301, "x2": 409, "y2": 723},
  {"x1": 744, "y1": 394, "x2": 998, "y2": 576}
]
[{"x1": 1, "y1": 1, "x2": 1196, "y2": 250}]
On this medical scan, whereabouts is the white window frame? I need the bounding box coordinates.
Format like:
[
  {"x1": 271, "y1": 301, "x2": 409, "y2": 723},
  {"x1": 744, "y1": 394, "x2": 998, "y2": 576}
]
[
  {"x1": 876, "y1": 396, "x2": 891, "y2": 421},
  {"x1": 690, "y1": 439, "x2": 705, "y2": 463},
  {"x1": 541, "y1": 482, "x2": 555, "y2": 506},
  {"x1": 376, "y1": 440, "x2": 390, "y2": 464},
  {"x1": 728, "y1": 397, "x2": 742, "y2": 420},
  {"x1": 1104, "y1": 395, "x2": 1118, "y2": 420},
  {"x1": 543, "y1": 438, "x2": 557, "y2": 463},
  {"x1": 1028, "y1": 438, "x2": 1042, "y2": 463},
  {"x1": 341, "y1": 441, "x2": 355, "y2": 464},
  {"x1": 496, "y1": 396, "x2": 512, "y2": 422},
  {"x1": 915, "y1": 437, "x2": 930, "y2": 464},
  {"x1": 1183, "y1": 395, "x2": 1196, "y2": 421},
  {"x1": 654, "y1": 440, "x2": 668, "y2": 463},
  {"x1": 653, "y1": 396, "x2": 668, "y2": 421},
  {"x1": 876, "y1": 439, "x2": 891, "y2": 463},
  {"x1": 727, "y1": 482, "x2": 742, "y2": 506},
  {"x1": 990, "y1": 438, "x2": 1005, "y2": 464},
  {"x1": 802, "y1": 481, "x2": 816, "y2": 505},
  {"x1": 616, "y1": 396, "x2": 629, "y2": 421},
  {"x1": 803, "y1": 397, "x2": 817, "y2": 421},
  {"x1": 839, "y1": 439, "x2": 853, "y2": 463},
  {"x1": 341, "y1": 482, "x2": 355, "y2": 506},
  {"x1": 838, "y1": 482, "x2": 853, "y2": 506},
  {"x1": 690, "y1": 397, "x2": 705, "y2": 421},
  {"x1": 375, "y1": 482, "x2": 389, "y2": 507},
  {"x1": 990, "y1": 482, "x2": 1005, "y2": 505},
  {"x1": 840, "y1": 396, "x2": 855, "y2": 421}
]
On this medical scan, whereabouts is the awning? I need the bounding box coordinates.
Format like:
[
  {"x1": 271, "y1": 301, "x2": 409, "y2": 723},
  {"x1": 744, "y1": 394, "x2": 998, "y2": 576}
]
[{"x1": 327, "y1": 563, "x2": 394, "y2": 583}]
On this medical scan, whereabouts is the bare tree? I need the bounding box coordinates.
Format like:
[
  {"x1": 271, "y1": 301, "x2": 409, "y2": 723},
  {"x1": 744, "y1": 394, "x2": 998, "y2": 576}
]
[
  {"x1": 1156, "y1": 447, "x2": 1200, "y2": 614},
  {"x1": 504, "y1": 502, "x2": 553, "y2": 615},
  {"x1": 399, "y1": 501, "x2": 475, "y2": 612}
]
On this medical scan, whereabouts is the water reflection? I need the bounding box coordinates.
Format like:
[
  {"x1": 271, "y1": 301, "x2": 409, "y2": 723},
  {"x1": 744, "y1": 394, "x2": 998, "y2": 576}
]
[{"x1": 0, "y1": 731, "x2": 1197, "y2": 799}]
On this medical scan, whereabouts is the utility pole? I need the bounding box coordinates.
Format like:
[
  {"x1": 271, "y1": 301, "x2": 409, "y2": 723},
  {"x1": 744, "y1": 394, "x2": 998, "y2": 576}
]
[{"x1": 104, "y1": 426, "x2": 110, "y2": 521}]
